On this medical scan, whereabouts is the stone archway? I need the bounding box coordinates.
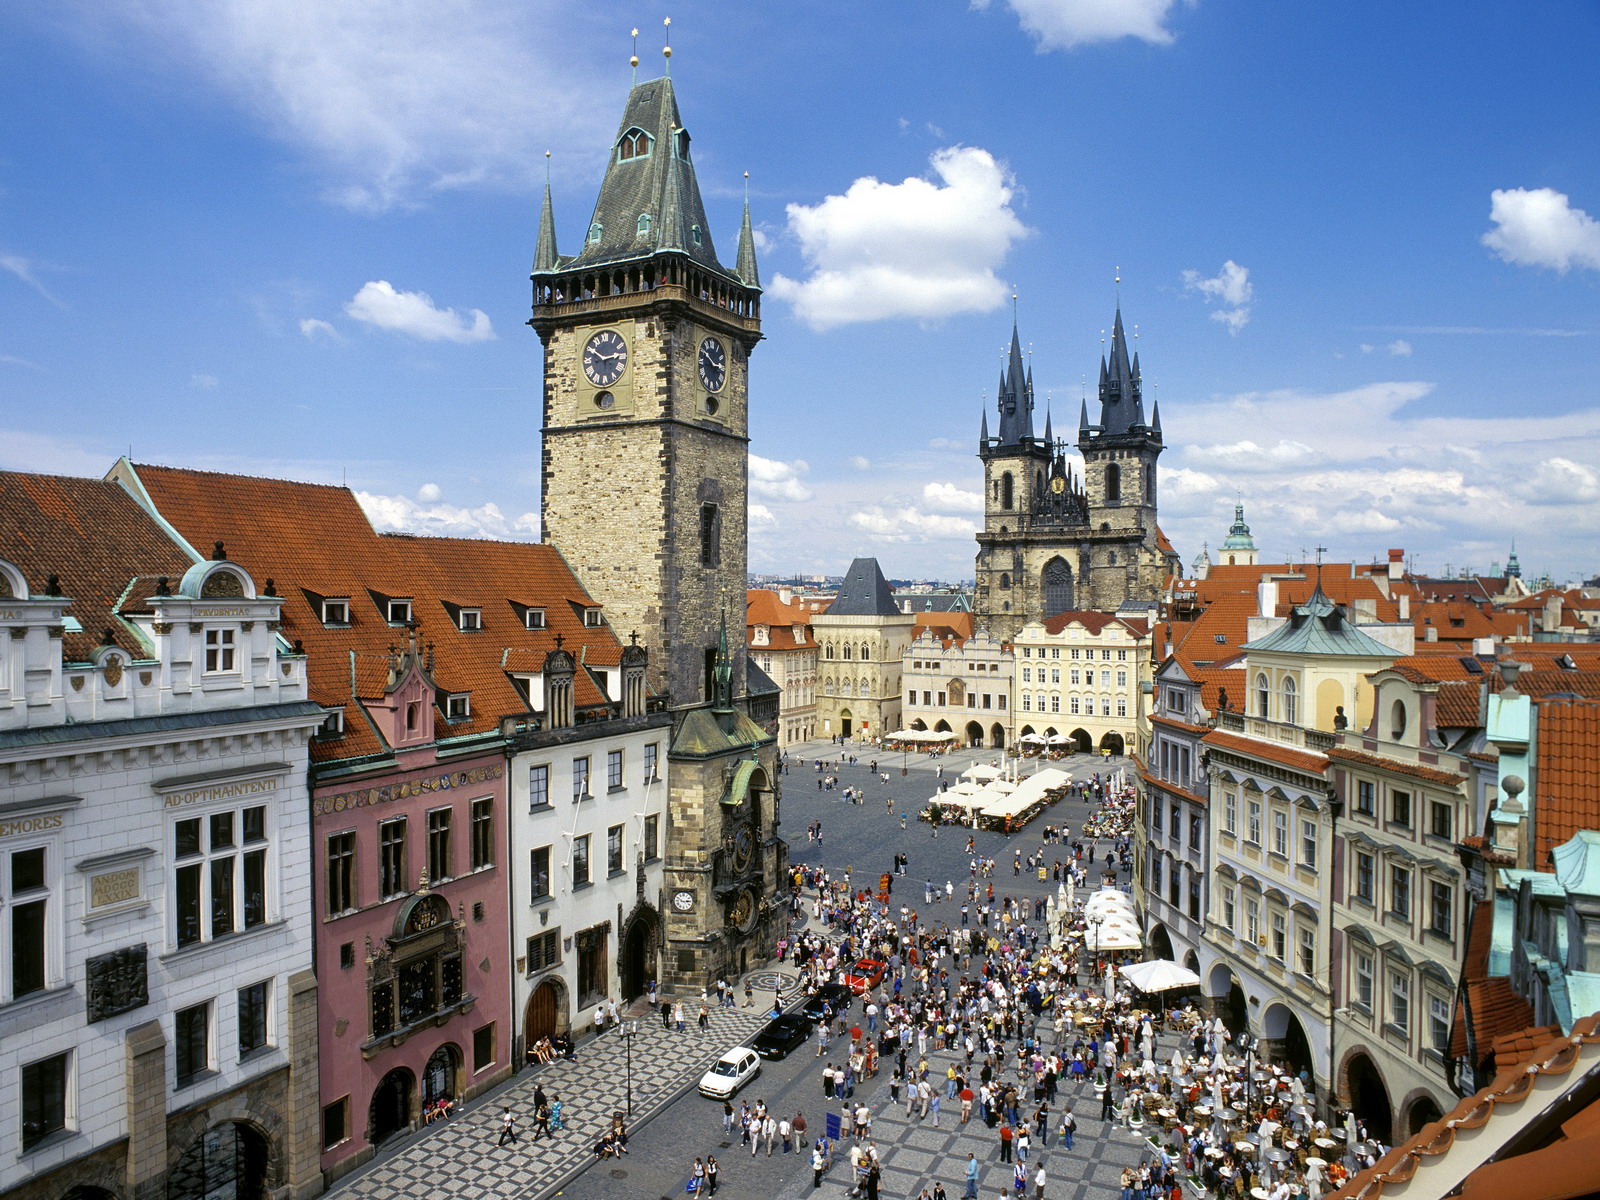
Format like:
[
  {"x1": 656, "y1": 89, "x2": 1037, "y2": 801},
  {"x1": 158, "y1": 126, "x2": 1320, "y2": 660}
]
[
  {"x1": 1100, "y1": 731, "x2": 1126, "y2": 756},
  {"x1": 1182, "y1": 949, "x2": 1200, "y2": 975},
  {"x1": 1343, "y1": 1051, "x2": 1393, "y2": 1144},
  {"x1": 840, "y1": 708, "x2": 853, "y2": 738},
  {"x1": 1402, "y1": 1092, "x2": 1444, "y2": 1138},
  {"x1": 524, "y1": 977, "x2": 567, "y2": 1049},
  {"x1": 1205, "y1": 962, "x2": 1248, "y2": 1035},
  {"x1": 1261, "y1": 1002, "x2": 1314, "y2": 1080},
  {"x1": 368, "y1": 1069, "x2": 413, "y2": 1147},
  {"x1": 421, "y1": 1043, "x2": 461, "y2": 1107},
  {"x1": 168, "y1": 1121, "x2": 270, "y2": 1200},
  {"x1": 1147, "y1": 924, "x2": 1175, "y2": 961},
  {"x1": 1068, "y1": 728, "x2": 1093, "y2": 754},
  {"x1": 620, "y1": 905, "x2": 659, "y2": 1001},
  {"x1": 934, "y1": 719, "x2": 952, "y2": 733},
  {"x1": 990, "y1": 723, "x2": 1005, "y2": 749},
  {"x1": 965, "y1": 720, "x2": 984, "y2": 748}
]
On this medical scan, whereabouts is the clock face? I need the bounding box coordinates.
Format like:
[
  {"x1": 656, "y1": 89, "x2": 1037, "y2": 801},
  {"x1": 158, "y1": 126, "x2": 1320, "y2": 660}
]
[
  {"x1": 583, "y1": 329, "x2": 628, "y2": 387},
  {"x1": 1050, "y1": 476, "x2": 1066, "y2": 495},
  {"x1": 673, "y1": 890, "x2": 695, "y2": 912},
  {"x1": 697, "y1": 337, "x2": 726, "y2": 392},
  {"x1": 732, "y1": 826, "x2": 754, "y2": 874},
  {"x1": 729, "y1": 891, "x2": 753, "y2": 928}
]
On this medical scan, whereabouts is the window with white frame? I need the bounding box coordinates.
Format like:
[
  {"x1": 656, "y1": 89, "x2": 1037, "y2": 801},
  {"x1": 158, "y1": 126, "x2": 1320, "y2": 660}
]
[
  {"x1": 524, "y1": 607, "x2": 546, "y2": 630},
  {"x1": 1356, "y1": 779, "x2": 1375, "y2": 815},
  {"x1": 1388, "y1": 969, "x2": 1410, "y2": 1033},
  {"x1": 528, "y1": 764, "x2": 550, "y2": 809},
  {"x1": 426, "y1": 808, "x2": 452, "y2": 882},
  {"x1": 1428, "y1": 993, "x2": 1450, "y2": 1052},
  {"x1": 379, "y1": 818, "x2": 407, "y2": 899},
  {"x1": 1272, "y1": 809, "x2": 1288, "y2": 856},
  {"x1": 5, "y1": 843, "x2": 53, "y2": 1001},
  {"x1": 20, "y1": 1050, "x2": 70, "y2": 1151},
  {"x1": 1300, "y1": 818, "x2": 1318, "y2": 869},
  {"x1": 530, "y1": 845, "x2": 551, "y2": 900},
  {"x1": 1224, "y1": 791, "x2": 1238, "y2": 835},
  {"x1": 1354, "y1": 951, "x2": 1374, "y2": 1009},
  {"x1": 1245, "y1": 899, "x2": 1260, "y2": 946},
  {"x1": 607, "y1": 749, "x2": 624, "y2": 791},
  {"x1": 204, "y1": 627, "x2": 236, "y2": 672},
  {"x1": 174, "y1": 1000, "x2": 211, "y2": 1086},
  {"x1": 445, "y1": 693, "x2": 470, "y2": 721},
  {"x1": 1247, "y1": 799, "x2": 1262, "y2": 845},
  {"x1": 573, "y1": 757, "x2": 591, "y2": 801},
  {"x1": 572, "y1": 835, "x2": 591, "y2": 887},
  {"x1": 607, "y1": 825, "x2": 623, "y2": 875},
  {"x1": 173, "y1": 805, "x2": 268, "y2": 948},
  {"x1": 1390, "y1": 864, "x2": 1412, "y2": 918},
  {"x1": 1429, "y1": 879, "x2": 1453, "y2": 937},
  {"x1": 322, "y1": 598, "x2": 350, "y2": 625},
  {"x1": 238, "y1": 980, "x2": 271, "y2": 1059},
  {"x1": 1298, "y1": 926, "x2": 1316, "y2": 974},
  {"x1": 387, "y1": 598, "x2": 412, "y2": 624},
  {"x1": 1270, "y1": 910, "x2": 1287, "y2": 960},
  {"x1": 583, "y1": 608, "x2": 605, "y2": 628},
  {"x1": 1355, "y1": 850, "x2": 1375, "y2": 903},
  {"x1": 1222, "y1": 885, "x2": 1236, "y2": 931}
]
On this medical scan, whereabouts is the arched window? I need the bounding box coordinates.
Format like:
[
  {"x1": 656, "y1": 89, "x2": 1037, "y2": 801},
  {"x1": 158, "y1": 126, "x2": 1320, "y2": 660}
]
[
  {"x1": 1041, "y1": 557, "x2": 1074, "y2": 617},
  {"x1": 587, "y1": 222, "x2": 603, "y2": 244},
  {"x1": 999, "y1": 573, "x2": 1011, "y2": 590},
  {"x1": 617, "y1": 128, "x2": 652, "y2": 161},
  {"x1": 860, "y1": 643, "x2": 871, "y2": 660},
  {"x1": 1001, "y1": 472, "x2": 1014, "y2": 510},
  {"x1": 1108, "y1": 552, "x2": 1117, "y2": 567},
  {"x1": 843, "y1": 644, "x2": 853, "y2": 660},
  {"x1": 637, "y1": 213, "x2": 652, "y2": 237},
  {"x1": 1256, "y1": 673, "x2": 1270, "y2": 718},
  {"x1": 1283, "y1": 677, "x2": 1297, "y2": 725},
  {"x1": 859, "y1": 681, "x2": 871, "y2": 697},
  {"x1": 1106, "y1": 462, "x2": 1121, "y2": 505},
  {"x1": 824, "y1": 644, "x2": 834, "y2": 660}
]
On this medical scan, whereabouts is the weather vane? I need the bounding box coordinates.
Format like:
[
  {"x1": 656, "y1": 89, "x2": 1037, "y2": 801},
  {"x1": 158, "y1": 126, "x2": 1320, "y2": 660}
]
[
  {"x1": 630, "y1": 27, "x2": 639, "y2": 82},
  {"x1": 662, "y1": 16, "x2": 672, "y2": 74}
]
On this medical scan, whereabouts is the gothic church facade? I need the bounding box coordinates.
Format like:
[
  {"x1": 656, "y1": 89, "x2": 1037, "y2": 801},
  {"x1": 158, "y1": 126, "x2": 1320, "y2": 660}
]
[{"x1": 973, "y1": 310, "x2": 1179, "y2": 642}]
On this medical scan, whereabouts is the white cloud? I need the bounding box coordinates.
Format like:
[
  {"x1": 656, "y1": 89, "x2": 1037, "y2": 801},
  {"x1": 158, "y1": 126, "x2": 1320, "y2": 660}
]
[
  {"x1": 848, "y1": 455, "x2": 872, "y2": 470},
  {"x1": 1482, "y1": 187, "x2": 1600, "y2": 273},
  {"x1": 1182, "y1": 260, "x2": 1252, "y2": 333},
  {"x1": 849, "y1": 506, "x2": 978, "y2": 541},
  {"x1": 0, "y1": 430, "x2": 116, "y2": 476},
  {"x1": 922, "y1": 481, "x2": 984, "y2": 512},
  {"x1": 1386, "y1": 339, "x2": 1412, "y2": 357},
  {"x1": 769, "y1": 146, "x2": 1030, "y2": 331},
  {"x1": 1, "y1": 254, "x2": 64, "y2": 307},
  {"x1": 927, "y1": 437, "x2": 968, "y2": 451},
  {"x1": 977, "y1": 0, "x2": 1191, "y2": 50},
  {"x1": 1517, "y1": 457, "x2": 1600, "y2": 506},
  {"x1": 748, "y1": 503, "x2": 778, "y2": 528},
  {"x1": 51, "y1": 1, "x2": 611, "y2": 212},
  {"x1": 1359, "y1": 344, "x2": 1375, "y2": 354},
  {"x1": 748, "y1": 454, "x2": 813, "y2": 502},
  {"x1": 1186, "y1": 439, "x2": 1316, "y2": 472},
  {"x1": 299, "y1": 317, "x2": 340, "y2": 340},
  {"x1": 356, "y1": 490, "x2": 538, "y2": 540},
  {"x1": 344, "y1": 281, "x2": 494, "y2": 343},
  {"x1": 417, "y1": 482, "x2": 442, "y2": 502},
  {"x1": 189, "y1": 373, "x2": 219, "y2": 389},
  {"x1": 1, "y1": 355, "x2": 42, "y2": 370}
]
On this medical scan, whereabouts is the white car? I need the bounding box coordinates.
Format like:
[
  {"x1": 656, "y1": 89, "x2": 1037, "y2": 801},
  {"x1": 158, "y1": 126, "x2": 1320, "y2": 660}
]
[{"x1": 698, "y1": 1047, "x2": 760, "y2": 1099}]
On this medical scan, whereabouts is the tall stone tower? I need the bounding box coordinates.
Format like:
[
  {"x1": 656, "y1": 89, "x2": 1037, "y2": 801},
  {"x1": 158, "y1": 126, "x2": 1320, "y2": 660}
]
[
  {"x1": 530, "y1": 72, "x2": 762, "y2": 706},
  {"x1": 973, "y1": 307, "x2": 1176, "y2": 642},
  {"x1": 529, "y1": 71, "x2": 784, "y2": 994}
]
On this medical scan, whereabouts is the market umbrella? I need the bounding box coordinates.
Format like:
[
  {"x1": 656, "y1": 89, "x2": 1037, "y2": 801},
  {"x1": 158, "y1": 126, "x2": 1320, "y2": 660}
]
[{"x1": 1119, "y1": 959, "x2": 1201, "y2": 993}]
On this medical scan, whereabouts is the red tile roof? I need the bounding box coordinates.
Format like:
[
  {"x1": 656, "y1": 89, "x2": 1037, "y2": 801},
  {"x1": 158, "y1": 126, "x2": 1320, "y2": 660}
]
[
  {"x1": 1201, "y1": 728, "x2": 1329, "y2": 774},
  {"x1": 1435, "y1": 681, "x2": 1483, "y2": 727},
  {"x1": 1332, "y1": 1012, "x2": 1600, "y2": 1200},
  {"x1": 1326, "y1": 746, "x2": 1468, "y2": 787},
  {"x1": 1531, "y1": 695, "x2": 1600, "y2": 869},
  {"x1": 124, "y1": 464, "x2": 625, "y2": 764},
  {"x1": 1450, "y1": 900, "x2": 1535, "y2": 1063},
  {"x1": 0, "y1": 471, "x2": 193, "y2": 661},
  {"x1": 1038, "y1": 610, "x2": 1148, "y2": 637},
  {"x1": 914, "y1": 611, "x2": 975, "y2": 644},
  {"x1": 746, "y1": 588, "x2": 817, "y2": 650}
]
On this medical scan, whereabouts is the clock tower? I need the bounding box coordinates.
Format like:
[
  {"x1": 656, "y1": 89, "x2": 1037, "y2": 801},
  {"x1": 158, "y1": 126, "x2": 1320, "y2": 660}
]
[{"x1": 529, "y1": 70, "x2": 784, "y2": 993}]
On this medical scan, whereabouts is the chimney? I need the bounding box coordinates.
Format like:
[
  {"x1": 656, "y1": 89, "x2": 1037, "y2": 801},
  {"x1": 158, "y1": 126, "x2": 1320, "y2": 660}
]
[
  {"x1": 1425, "y1": 624, "x2": 1438, "y2": 643},
  {"x1": 1354, "y1": 598, "x2": 1377, "y2": 622},
  {"x1": 778, "y1": 587, "x2": 793, "y2": 605},
  {"x1": 1544, "y1": 596, "x2": 1563, "y2": 630},
  {"x1": 1258, "y1": 577, "x2": 1279, "y2": 619},
  {"x1": 1388, "y1": 548, "x2": 1405, "y2": 582},
  {"x1": 1397, "y1": 593, "x2": 1410, "y2": 621}
]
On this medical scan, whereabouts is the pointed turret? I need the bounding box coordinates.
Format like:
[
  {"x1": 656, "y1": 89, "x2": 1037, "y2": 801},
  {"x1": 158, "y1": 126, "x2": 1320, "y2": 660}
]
[
  {"x1": 1505, "y1": 540, "x2": 1522, "y2": 579},
  {"x1": 994, "y1": 322, "x2": 1035, "y2": 449},
  {"x1": 979, "y1": 408, "x2": 990, "y2": 453},
  {"x1": 1078, "y1": 397, "x2": 1093, "y2": 440},
  {"x1": 534, "y1": 180, "x2": 560, "y2": 273},
  {"x1": 1151, "y1": 399, "x2": 1162, "y2": 437},
  {"x1": 1042, "y1": 408, "x2": 1053, "y2": 450},
  {"x1": 1096, "y1": 307, "x2": 1142, "y2": 436},
  {"x1": 736, "y1": 197, "x2": 760, "y2": 288}
]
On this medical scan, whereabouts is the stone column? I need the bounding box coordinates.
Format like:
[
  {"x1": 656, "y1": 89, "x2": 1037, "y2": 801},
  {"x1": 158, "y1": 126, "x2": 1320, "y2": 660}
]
[
  {"x1": 284, "y1": 970, "x2": 323, "y2": 1199},
  {"x1": 125, "y1": 1020, "x2": 167, "y2": 1200}
]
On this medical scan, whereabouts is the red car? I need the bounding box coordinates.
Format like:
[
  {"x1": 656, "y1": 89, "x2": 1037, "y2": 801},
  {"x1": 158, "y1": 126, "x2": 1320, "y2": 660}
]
[{"x1": 843, "y1": 958, "x2": 886, "y2": 995}]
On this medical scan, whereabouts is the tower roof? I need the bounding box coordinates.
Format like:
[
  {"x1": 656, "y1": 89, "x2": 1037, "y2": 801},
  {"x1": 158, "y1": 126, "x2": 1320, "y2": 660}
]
[
  {"x1": 826, "y1": 557, "x2": 900, "y2": 617},
  {"x1": 736, "y1": 195, "x2": 760, "y2": 288},
  {"x1": 557, "y1": 75, "x2": 731, "y2": 278},
  {"x1": 1243, "y1": 586, "x2": 1397, "y2": 657},
  {"x1": 533, "y1": 181, "x2": 560, "y2": 273},
  {"x1": 1096, "y1": 307, "x2": 1143, "y2": 436},
  {"x1": 1221, "y1": 501, "x2": 1257, "y2": 551},
  {"x1": 992, "y1": 321, "x2": 1035, "y2": 449}
]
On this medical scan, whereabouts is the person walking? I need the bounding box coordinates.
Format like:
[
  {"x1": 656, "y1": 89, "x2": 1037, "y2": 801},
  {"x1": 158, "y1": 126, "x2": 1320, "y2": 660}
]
[
  {"x1": 723, "y1": 1099, "x2": 735, "y2": 1136},
  {"x1": 931, "y1": 1090, "x2": 942, "y2": 1127},
  {"x1": 1060, "y1": 1106, "x2": 1075, "y2": 1151},
  {"x1": 674, "y1": 1000, "x2": 686, "y2": 1032},
  {"x1": 691, "y1": 1157, "x2": 707, "y2": 1194},
  {"x1": 530, "y1": 1102, "x2": 551, "y2": 1141},
  {"x1": 812, "y1": 1141, "x2": 826, "y2": 1189},
  {"x1": 706, "y1": 1155, "x2": 720, "y2": 1196},
  {"x1": 964, "y1": 1152, "x2": 981, "y2": 1199},
  {"x1": 1032, "y1": 1164, "x2": 1046, "y2": 1199},
  {"x1": 497, "y1": 1106, "x2": 517, "y2": 1147},
  {"x1": 999, "y1": 1121, "x2": 1014, "y2": 1162},
  {"x1": 699, "y1": 1003, "x2": 711, "y2": 1035},
  {"x1": 661, "y1": 999, "x2": 672, "y2": 1029}
]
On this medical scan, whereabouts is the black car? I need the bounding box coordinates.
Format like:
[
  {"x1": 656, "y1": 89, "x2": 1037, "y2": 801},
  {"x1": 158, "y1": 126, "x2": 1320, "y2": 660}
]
[
  {"x1": 798, "y1": 983, "x2": 854, "y2": 1022},
  {"x1": 750, "y1": 1013, "x2": 814, "y2": 1060}
]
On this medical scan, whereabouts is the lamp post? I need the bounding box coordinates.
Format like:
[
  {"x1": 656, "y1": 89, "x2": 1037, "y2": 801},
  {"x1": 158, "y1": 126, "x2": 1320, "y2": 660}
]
[{"x1": 619, "y1": 1018, "x2": 640, "y2": 1116}]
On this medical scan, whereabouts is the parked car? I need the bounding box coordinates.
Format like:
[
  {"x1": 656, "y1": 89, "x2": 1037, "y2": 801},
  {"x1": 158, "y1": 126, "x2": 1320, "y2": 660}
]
[
  {"x1": 698, "y1": 1046, "x2": 761, "y2": 1099},
  {"x1": 798, "y1": 983, "x2": 854, "y2": 1021},
  {"x1": 843, "y1": 958, "x2": 886, "y2": 995},
  {"x1": 751, "y1": 1013, "x2": 814, "y2": 1060}
]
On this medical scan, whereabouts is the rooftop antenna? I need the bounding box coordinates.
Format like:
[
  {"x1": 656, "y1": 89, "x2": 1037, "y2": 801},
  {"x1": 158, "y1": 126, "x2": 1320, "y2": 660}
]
[
  {"x1": 1115, "y1": 265, "x2": 1121, "y2": 307},
  {"x1": 544, "y1": 149, "x2": 551, "y2": 183},
  {"x1": 1314, "y1": 545, "x2": 1328, "y2": 589},
  {"x1": 630, "y1": 27, "x2": 639, "y2": 83},
  {"x1": 662, "y1": 16, "x2": 671, "y2": 76}
]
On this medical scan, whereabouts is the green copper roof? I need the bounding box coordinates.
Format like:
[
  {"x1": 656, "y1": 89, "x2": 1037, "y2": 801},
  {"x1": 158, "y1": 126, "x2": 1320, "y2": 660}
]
[
  {"x1": 533, "y1": 181, "x2": 560, "y2": 273},
  {"x1": 555, "y1": 75, "x2": 731, "y2": 278},
  {"x1": 736, "y1": 199, "x2": 760, "y2": 289},
  {"x1": 1221, "y1": 501, "x2": 1256, "y2": 551},
  {"x1": 670, "y1": 705, "x2": 770, "y2": 758},
  {"x1": 1243, "y1": 586, "x2": 1396, "y2": 657}
]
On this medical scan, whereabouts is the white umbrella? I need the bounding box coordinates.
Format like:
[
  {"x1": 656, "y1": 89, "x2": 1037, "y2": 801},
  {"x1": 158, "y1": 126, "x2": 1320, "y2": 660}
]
[{"x1": 1119, "y1": 959, "x2": 1202, "y2": 994}]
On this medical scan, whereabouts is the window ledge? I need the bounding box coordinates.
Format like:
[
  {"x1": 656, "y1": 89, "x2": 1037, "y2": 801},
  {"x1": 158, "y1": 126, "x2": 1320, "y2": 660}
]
[
  {"x1": 528, "y1": 803, "x2": 555, "y2": 815},
  {"x1": 572, "y1": 881, "x2": 593, "y2": 892},
  {"x1": 162, "y1": 920, "x2": 286, "y2": 965},
  {"x1": 529, "y1": 894, "x2": 555, "y2": 908},
  {"x1": 607, "y1": 785, "x2": 627, "y2": 795},
  {"x1": 607, "y1": 869, "x2": 626, "y2": 880},
  {"x1": 19, "y1": 1128, "x2": 79, "y2": 1159},
  {"x1": 176, "y1": 1068, "x2": 220, "y2": 1092},
  {"x1": 0, "y1": 983, "x2": 76, "y2": 1037},
  {"x1": 361, "y1": 994, "x2": 477, "y2": 1059}
]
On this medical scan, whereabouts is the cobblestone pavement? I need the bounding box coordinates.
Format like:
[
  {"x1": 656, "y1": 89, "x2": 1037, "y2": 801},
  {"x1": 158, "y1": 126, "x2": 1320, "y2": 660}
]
[
  {"x1": 325, "y1": 977, "x2": 799, "y2": 1200},
  {"x1": 327, "y1": 741, "x2": 1144, "y2": 1200}
]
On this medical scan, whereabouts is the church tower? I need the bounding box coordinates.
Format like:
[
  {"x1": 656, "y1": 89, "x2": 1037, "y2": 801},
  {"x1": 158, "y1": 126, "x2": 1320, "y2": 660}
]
[
  {"x1": 530, "y1": 72, "x2": 762, "y2": 707},
  {"x1": 1219, "y1": 500, "x2": 1259, "y2": 566},
  {"x1": 1076, "y1": 307, "x2": 1169, "y2": 607},
  {"x1": 530, "y1": 68, "x2": 783, "y2": 995}
]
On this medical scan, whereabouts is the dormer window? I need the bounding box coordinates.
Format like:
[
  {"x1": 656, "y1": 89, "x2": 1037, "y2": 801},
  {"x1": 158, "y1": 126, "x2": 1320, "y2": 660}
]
[
  {"x1": 675, "y1": 129, "x2": 690, "y2": 159},
  {"x1": 587, "y1": 222, "x2": 603, "y2": 245},
  {"x1": 387, "y1": 599, "x2": 412, "y2": 625},
  {"x1": 204, "y1": 628, "x2": 236, "y2": 672},
  {"x1": 524, "y1": 608, "x2": 546, "y2": 631},
  {"x1": 583, "y1": 608, "x2": 605, "y2": 628},
  {"x1": 617, "y1": 128, "x2": 652, "y2": 161},
  {"x1": 753, "y1": 625, "x2": 769, "y2": 646},
  {"x1": 691, "y1": 224, "x2": 703, "y2": 247},
  {"x1": 322, "y1": 598, "x2": 350, "y2": 626},
  {"x1": 793, "y1": 624, "x2": 804, "y2": 642},
  {"x1": 445, "y1": 693, "x2": 470, "y2": 721},
  {"x1": 458, "y1": 608, "x2": 482, "y2": 632},
  {"x1": 319, "y1": 708, "x2": 346, "y2": 739},
  {"x1": 637, "y1": 213, "x2": 652, "y2": 237}
]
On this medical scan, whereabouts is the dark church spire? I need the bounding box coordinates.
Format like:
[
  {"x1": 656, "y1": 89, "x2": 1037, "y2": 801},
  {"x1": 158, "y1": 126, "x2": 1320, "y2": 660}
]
[
  {"x1": 533, "y1": 159, "x2": 560, "y2": 273},
  {"x1": 994, "y1": 321, "x2": 1035, "y2": 449},
  {"x1": 1096, "y1": 307, "x2": 1143, "y2": 436},
  {"x1": 736, "y1": 175, "x2": 760, "y2": 288}
]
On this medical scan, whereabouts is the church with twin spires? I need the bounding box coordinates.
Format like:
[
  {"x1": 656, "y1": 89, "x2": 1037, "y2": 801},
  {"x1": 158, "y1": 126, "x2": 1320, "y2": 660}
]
[{"x1": 972, "y1": 309, "x2": 1181, "y2": 642}]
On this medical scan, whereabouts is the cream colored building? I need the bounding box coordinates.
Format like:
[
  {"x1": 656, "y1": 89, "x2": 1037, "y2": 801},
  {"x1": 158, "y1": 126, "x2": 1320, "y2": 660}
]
[
  {"x1": 1011, "y1": 611, "x2": 1152, "y2": 756},
  {"x1": 814, "y1": 558, "x2": 915, "y2": 742},
  {"x1": 747, "y1": 588, "x2": 821, "y2": 746},
  {"x1": 901, "y1": 626, "x2": 1012, "y2": 749}
]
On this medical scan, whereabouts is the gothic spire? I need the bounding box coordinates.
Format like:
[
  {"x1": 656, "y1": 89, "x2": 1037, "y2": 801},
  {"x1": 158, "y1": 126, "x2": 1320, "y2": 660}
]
[
  {"x1": 994, "y1": 320, "x2": 1035, "y2": 449},
  {"x1": 1094, "y1": 306, "x2": 1147, "y2": 437},
  {"x1": 533, "y1": 178, "x2": 560, "y2": 273},
  {"x1": 736, "y1": 188, "x2": 761, "y2": 288}
]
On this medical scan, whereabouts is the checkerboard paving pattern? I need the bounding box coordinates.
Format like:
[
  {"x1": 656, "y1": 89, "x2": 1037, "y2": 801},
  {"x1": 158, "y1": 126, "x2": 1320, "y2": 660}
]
[{"x1": 326, "y1": 974, "x2": 800, "y2": 1200}]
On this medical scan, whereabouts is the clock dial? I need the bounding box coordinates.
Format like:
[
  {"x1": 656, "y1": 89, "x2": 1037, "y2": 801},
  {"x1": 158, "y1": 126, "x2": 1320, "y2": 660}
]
[
  {"x1": 729, "y1": 891, "x2": 753, "y2": 928},
  {"x1": 697, "y1": 337, "x2": 726, "y2": 392},
  {"x1": 673, "y1": 890, "x2": 695, "y2": 912},
  {"x1": 732, "y1": 826, "x2": 754, "y2": 874},
  {"x1": 583, "y1": 329, "x2": 628, "y2": 387}
]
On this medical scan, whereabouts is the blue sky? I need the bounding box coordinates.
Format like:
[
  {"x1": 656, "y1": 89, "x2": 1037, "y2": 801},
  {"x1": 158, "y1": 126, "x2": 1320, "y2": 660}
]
[{"x1": 3, "y1": 1, "x2": 1598, "y2": 584}]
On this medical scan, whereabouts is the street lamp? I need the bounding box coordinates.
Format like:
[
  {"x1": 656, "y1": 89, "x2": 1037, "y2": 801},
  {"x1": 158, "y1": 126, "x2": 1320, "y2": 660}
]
[{"x1": 619, "y1": 1018, "x2": 640, "y2": 1116}]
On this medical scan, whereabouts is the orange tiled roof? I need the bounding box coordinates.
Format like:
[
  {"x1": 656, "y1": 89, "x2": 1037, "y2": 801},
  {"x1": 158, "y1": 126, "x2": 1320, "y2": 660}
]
[
  {"x1": 1201, "y1": 727, "x2": 1329, "y2": 774},
  {"x1": 913, "y1": 611, "x2": 974, "y2": 644},
  {"x1": 1038, "y1": 610, "x2": 1148, "y2": 637},
  {"x1": 1531, "y1": 695, "x2": 1600, "y2": 869},
  {"x1": 1151, "y1": 712, "x2": 1210, "y2": 736},
  {"x1": 1436, "y1": 681, "x2": 1483, "y2": 727},
  {"x1": 1488, "y1": 1022, "x2": 1563, "y2": 1070},
  {"x1": 1332, "y1": 1012, "x2": 1600, "y2": 1200},
  {"x1": 746, "y1": 588, "x2": 817, "y2": 650},
  {"x1": 0, "y1": 471, "x2": 193, "y2": 662},
  {"x1": 1326, "y1": 746, "x2": 1468, "y2": 787},
  {"x1": 125, "y1": 464, "x2": 625, "y2": 764},
  {"x1": 1515, "y1": 669, "x2": 1600, "y2": 702},
  {"x1": 1450, "y1": 900, "x2": 1536, "y2": 1062}
]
